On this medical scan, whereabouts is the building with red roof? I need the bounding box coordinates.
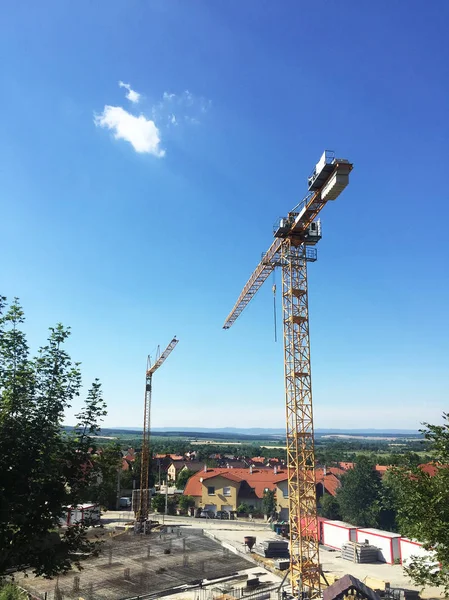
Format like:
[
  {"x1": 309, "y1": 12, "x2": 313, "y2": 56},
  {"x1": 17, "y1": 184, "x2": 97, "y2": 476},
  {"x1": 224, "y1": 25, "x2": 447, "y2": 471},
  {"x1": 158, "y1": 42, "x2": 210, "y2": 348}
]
[{"x1": 184, "y1": 465, "x2": 342, "y2": 518}]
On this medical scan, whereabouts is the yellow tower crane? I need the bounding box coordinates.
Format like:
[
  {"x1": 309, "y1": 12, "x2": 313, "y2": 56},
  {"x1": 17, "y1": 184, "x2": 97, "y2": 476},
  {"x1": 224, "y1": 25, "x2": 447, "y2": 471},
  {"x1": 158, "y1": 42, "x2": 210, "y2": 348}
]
[
  {"x1": 137, "y1": 336, "x2": 179, "y2": 528},
  {"x1": 223, "y1": 151, "x2": 352, "y2": 598}
]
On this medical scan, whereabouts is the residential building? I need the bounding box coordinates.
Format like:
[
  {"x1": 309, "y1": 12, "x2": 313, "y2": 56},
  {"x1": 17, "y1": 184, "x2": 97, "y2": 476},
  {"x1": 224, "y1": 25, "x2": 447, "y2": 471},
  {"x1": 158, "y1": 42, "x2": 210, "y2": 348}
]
[
  {"x1": 184, "y1": 467, "x2": 288, "y2": 514},
  {"x1": 184, "y1": 465, "x2": 344, "y2": 518},
  {"x1": 167, "y1": 460, "x2": 206, "y2": 482},
  {"x1": 276, "y1": 467, "x2": 342, "y2": 520}
]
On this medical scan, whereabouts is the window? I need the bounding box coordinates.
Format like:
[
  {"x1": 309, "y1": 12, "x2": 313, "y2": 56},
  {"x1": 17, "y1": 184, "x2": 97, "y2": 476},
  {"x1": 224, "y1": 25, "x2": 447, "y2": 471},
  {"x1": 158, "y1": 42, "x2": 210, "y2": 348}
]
[
  {"x1": 207, "y1": 486, "x2": 215, "y2": 495},
  {"x1": 223, "y1": 486, "x2": 231, "y2": 497},
  {"x1": 283, "y1": 488, "x2": 288, "y2": 499}
]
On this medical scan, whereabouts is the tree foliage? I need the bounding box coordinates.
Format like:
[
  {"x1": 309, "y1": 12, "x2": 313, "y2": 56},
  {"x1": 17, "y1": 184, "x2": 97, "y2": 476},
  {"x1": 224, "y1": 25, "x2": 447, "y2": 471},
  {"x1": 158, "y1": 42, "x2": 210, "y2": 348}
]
[
  {"x1": 178, "y1": 495, "x2": 195, "y2": 511},
  {"x1": 152, "y1": 494, "x2": 166, "y2": 512},
  {"x1": 320, "y1": 494, "x2": 341, "y2": 520},
  {"x1": 388, "y1": 414, "x2": 449, "y2": 593},
  {"x1": 176, "y1": 469, "x2": 195, "y2": 490},
  {"x1": 336, "y1": 455, "x2": 382, "y2": 527},
  {"x1": 0, "y1": 297, "x2": 107, "y2": 578},
  {"x1": 262, "y1": 489, "x2": 276, "y2": 517},
  {"x1": 80, "y1": 443, "x2": 122, "y2": 509}
]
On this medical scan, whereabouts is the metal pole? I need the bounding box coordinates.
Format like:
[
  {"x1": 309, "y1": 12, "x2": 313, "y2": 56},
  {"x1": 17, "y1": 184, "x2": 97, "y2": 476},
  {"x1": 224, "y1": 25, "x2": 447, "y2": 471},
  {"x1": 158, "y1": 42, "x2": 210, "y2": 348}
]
[
  {"x1": 116, "y1": 465, "x2": 121, "y2": 510},
  {"x1": 165, "y1": 482, "x2": 168, "y2": 515}
]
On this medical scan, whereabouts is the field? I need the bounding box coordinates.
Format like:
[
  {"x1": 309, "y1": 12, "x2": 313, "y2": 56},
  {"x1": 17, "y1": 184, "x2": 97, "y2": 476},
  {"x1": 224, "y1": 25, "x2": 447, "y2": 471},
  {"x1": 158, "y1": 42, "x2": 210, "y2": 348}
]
[{"x1": 90, "y1": 426, "x2": 429, "y2": 466}]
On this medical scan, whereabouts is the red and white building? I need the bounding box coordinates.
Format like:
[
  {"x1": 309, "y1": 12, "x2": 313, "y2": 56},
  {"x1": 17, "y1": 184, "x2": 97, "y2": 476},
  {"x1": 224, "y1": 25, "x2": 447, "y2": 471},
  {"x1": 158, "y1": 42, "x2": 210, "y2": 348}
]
[
  {"x1": 356, "y1": 528, "x2": 401, "y2": 564},
  {"x1": 61, "y1": 504, "x2": 100, "y2": 526},
  {"x1": 321, "y1": 520, "x2": 357, "y2": 550},
  {"x1": 400, "y1": 538, "x2": 437, "y2": 567}
]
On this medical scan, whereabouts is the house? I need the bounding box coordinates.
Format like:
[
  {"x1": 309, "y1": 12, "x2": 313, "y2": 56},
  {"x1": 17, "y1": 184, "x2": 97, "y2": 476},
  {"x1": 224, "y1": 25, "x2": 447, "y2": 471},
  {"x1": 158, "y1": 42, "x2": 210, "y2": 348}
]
[
  {"x1": 154, "y1": 453, "x2": 184, "y2": 461},
  {"x1": 122, "y1": 448, "x2": 136, "y2": 471},
  {"x1": 183, "y1": 467, "x2": 288, "y2": 514},
  {"x1": 167, "y1": 460, "x2": 206, "y2": 483},
  {"x1": 218, "y1": 459, "x2": 248, "y2": 469},
  {"x1": 338, "y1": 462, "x2": 355, "y2": 470},
  {"x1": 276, "y1": 467, "x2": 343, "y2": 520},
  {"x1": 250, "y1": 456, "x2": 266, "y2": 466}
]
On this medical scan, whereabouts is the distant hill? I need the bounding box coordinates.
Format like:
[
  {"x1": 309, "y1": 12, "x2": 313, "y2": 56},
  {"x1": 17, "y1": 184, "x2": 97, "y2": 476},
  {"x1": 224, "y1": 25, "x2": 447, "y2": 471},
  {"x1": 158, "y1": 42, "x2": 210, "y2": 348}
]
[{"x1": 98, "y1": 426, "x2": 420, "y2": 436}]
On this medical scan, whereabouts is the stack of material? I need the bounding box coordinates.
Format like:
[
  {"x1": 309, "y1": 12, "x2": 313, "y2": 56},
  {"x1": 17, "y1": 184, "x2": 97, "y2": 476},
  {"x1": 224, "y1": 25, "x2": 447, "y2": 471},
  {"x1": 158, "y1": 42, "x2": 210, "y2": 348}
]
[
  {"x1": 341, "y1": 541, "x2": 380, "y2": 563},
  {"x1": 274, "y1": 559, "x2": 290, "y2": 571},
  {"x1": 253, "y1": 540, "x2": 290, "y2": 559}
]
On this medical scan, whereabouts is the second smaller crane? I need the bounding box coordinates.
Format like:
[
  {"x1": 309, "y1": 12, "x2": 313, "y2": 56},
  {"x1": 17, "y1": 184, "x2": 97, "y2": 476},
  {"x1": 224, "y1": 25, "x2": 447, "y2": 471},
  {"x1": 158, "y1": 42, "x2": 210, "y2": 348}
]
[{"x1": 136, "y1": 336, "x2": 179, "y2": 531}]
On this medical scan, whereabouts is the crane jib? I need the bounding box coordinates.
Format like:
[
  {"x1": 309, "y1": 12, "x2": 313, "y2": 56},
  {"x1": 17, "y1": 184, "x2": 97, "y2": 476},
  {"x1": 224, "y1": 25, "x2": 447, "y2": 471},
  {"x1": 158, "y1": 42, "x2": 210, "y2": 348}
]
[
  {"x1": 223, "y1": 159, "x2": 352, "y2": 329},
  {"x1": 147, "y1": 338, "x2": 179, "y2": 375}
]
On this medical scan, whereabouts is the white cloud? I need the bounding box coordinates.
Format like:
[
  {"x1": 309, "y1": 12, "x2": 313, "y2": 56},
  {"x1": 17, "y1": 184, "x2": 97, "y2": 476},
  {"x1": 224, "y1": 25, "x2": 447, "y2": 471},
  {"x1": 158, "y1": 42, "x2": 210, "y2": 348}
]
[
  {"x1": 94, "y1": 105, "x2": 165, "y2": 157},
  {"x1": 154, "y1": 90, "x2": 211, "y2": 128},
  {"x1": 118, "y1": 81, "x2": 141, "y2": 104}
]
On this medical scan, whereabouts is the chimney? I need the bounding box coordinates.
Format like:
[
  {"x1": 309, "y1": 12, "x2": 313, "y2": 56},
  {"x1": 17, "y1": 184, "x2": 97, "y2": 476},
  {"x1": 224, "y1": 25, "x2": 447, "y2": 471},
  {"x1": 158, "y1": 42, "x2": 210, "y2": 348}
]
[
  {"x1": 274, "y1": 465, "x2": 277, "y2": 475},
  {"x1": 323, "y1": 465, "x2": 327, "y2": 477},
  {"x1": 204, "y1": 464, "x2": 207, "y2": 473},
  {"x1": 250, "y1": 465, "x2": 253, "y2": 475}
]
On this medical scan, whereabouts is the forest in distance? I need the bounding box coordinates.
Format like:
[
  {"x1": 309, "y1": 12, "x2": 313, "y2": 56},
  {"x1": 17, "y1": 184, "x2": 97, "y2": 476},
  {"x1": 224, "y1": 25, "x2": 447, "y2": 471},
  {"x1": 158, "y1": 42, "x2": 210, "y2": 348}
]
[{"x1": 65, "y1": 426, "x2": 431, "y2": 466}]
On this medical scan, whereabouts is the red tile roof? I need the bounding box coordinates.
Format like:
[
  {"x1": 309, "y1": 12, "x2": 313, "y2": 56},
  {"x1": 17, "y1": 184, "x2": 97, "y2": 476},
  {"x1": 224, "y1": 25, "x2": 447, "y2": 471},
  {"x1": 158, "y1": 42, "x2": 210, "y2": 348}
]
[
  {"x1": 184, "y1": 468, "x2": 288, "y2": 498},
  {"x1": 418, "y1": 462, "x2": 446, "y2": 476},
  {"x1": 327, "y1": 467, "x2": 346, "y2": 477},
  {"x1": 315, "y1": 469, "x2": 341, "y2": 496},
  {"x1": 155, "y1": 454, "x2": 184, "y2": 460},
  {"x1": 375, "y1": 465, "x2": 390, "y2": 475},
  {"x1": 339, "y1": 462, "x2": 355, "y2": 470},
  {"x1": 184, "y1": 467, "x2": 342, "y2": 498}
]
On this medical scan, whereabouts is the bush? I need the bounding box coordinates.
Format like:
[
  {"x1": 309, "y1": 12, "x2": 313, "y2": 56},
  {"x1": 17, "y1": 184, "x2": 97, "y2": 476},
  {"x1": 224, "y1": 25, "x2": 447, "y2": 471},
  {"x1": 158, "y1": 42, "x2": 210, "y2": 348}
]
[
  {"x1": 178, "y1": 495, "x2": 195, "y2": 511},
  {"x1": 152, "y1": 494, "x2": 166, "y2": 512},
  {"x1": 0, "y1": 585, "x2": 25, "y2": 600}
]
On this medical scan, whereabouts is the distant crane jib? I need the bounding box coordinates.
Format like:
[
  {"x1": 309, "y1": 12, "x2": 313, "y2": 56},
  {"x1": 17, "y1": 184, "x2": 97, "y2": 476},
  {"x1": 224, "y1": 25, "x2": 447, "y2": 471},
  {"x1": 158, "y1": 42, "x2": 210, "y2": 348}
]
[{"x1": 147, "y1": 337, "x2": 178, "y2": 375}]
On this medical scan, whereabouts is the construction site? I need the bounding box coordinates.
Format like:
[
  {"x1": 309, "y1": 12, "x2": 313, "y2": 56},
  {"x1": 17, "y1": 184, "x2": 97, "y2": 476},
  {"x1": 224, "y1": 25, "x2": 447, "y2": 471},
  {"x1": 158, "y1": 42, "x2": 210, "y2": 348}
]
[
  {"x1": 17, "y1": 527, "x2": 276, "y2": 600},
  {"x1": 15, "y1": 151, "x2": 444, "y2": 600}
]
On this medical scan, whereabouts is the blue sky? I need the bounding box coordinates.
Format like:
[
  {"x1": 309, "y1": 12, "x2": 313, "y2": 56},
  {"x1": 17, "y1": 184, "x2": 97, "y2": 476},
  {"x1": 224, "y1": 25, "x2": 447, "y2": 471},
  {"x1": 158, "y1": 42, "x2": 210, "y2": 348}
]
[{"x1": 1, "y1": 1, "x2": 448, "y2": 430}]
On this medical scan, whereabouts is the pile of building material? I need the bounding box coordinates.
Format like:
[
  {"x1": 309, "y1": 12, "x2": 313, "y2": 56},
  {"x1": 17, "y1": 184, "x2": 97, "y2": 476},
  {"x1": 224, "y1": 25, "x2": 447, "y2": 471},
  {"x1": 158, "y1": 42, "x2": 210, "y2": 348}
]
[
  {"x1": 341, "y1": 541, "x2": 380, "y2": 563},
  {"x1": 253, "y1": 539, "x2": 289, "y2": 559}
]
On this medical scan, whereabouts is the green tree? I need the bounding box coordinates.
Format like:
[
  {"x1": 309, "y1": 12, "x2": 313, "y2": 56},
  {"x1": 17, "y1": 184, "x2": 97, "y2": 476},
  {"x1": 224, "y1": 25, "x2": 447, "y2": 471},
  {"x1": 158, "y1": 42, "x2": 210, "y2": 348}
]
[
  {"x1": 0, "y1": 297, "x2": 107, "y2": 578},
  {"x1": 388, "y1": 414, "x2": 449, "y2": 593},
  {"x1": 336, "y1": 455, "x2": 381, "y2": 527},
  {"x1": 176, "y1": 469, "x2": 195, "y2": 490},
  {"x1": 80, "y1": 443, "x2": 122, "y2": 509},
  {"x1": 178, "y1": 495, "x2": 195, "y2": 512},
  {"x1": 377, "y1": 472, "x2": 399, "y2": 532},
  {"x1": 262, "y1": 489, "x2": 276, "y2": 517},
  {"x1": 320, "y1": 494, "x2": 341, "y2": 520},
  {"x1": 167, "y1": 495, "x2": 178, "y2": 515},
  {"x1": 152, "y1": 494, "x2": 166, "y2": 512}
]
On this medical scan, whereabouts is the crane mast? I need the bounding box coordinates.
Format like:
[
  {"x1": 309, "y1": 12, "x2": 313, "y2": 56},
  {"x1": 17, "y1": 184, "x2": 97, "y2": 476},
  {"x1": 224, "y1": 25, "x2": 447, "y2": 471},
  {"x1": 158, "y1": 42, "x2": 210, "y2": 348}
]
[
  {"x1": 137, "y1": 337, "x2": 178, "y2": 526},
  {"x1": 223, "y1": 152, "x2": 352, "y2": 598}
]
